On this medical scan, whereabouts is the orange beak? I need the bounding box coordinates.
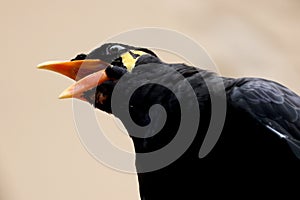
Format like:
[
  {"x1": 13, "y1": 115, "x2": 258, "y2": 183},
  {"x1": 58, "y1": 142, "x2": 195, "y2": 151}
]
[{"x1": 37, "y1": 59, "x2": 111, "y2": 99}]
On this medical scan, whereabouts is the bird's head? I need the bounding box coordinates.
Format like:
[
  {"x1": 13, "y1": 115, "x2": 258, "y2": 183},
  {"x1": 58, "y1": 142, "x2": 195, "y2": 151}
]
[
  {"x1": 37, "y1": 43, "x2": 157, "y2": 112},
  {"x1": 83, "y1": 43, "x2": 157, "y2": 68}
]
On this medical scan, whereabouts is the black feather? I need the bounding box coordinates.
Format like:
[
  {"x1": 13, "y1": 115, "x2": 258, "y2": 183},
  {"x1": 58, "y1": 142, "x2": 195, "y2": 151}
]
[{"x1": 73, "y1": 43, "x2": 300, "y2": 199}]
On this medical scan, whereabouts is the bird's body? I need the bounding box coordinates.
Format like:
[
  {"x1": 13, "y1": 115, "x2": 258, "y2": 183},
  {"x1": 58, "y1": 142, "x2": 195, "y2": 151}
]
[
  {"x1": 38, "y1": 43, "x2": 300, "y2": 199},
  {"x1": 110, "y1": 56, "x2": 300, "y2": 199}
]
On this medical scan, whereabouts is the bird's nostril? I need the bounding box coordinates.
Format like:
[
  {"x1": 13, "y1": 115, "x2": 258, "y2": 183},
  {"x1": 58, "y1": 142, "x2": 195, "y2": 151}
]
[{"x1": 71, "y1": 53, "x2": 87, "y2": 61}]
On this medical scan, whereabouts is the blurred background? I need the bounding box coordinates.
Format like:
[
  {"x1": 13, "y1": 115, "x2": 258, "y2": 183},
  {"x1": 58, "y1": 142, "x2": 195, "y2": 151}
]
[{"x1": 1, "y1": 0, "x2": 300, "y2": 199}]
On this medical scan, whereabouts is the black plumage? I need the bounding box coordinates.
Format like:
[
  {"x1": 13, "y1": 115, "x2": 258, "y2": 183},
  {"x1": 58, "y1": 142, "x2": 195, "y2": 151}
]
[
  {"x1": 41, "y1": 43, "x2": 300, "y2": 199},
  {"x1": 100, "y1": 54, "x2": 300, "y2": 199}
]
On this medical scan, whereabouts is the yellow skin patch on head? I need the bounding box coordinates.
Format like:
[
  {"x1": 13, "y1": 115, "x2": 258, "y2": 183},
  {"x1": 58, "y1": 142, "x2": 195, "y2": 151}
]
[{"x1": 121, "y1": 50, "x2": 147, "y2": 72}]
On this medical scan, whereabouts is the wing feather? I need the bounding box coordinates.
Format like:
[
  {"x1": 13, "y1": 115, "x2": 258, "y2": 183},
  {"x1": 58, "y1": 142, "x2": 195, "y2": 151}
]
[{"x1": 229, "y1": 78, "x2": 300, "y2": 157}]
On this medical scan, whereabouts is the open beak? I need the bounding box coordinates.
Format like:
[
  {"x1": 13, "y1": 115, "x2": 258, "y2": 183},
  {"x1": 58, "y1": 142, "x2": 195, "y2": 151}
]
[{"x1": 38, "y1": 59, "x2": 111, "y2": 99}]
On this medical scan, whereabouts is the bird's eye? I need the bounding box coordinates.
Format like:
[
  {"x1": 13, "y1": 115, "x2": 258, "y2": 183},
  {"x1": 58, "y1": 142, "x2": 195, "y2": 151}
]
[{"x1": 108, "y1": 45, "x2": 126, "y2": 54}]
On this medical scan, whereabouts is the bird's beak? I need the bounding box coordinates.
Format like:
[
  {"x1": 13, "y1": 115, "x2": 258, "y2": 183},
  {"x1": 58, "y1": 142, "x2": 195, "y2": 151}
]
[{"x1": 37, "y1": 59, "x2": 111, "y2": 99}]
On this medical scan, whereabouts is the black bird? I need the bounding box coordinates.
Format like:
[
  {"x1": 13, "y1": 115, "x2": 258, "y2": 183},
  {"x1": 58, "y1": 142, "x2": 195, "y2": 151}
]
[{"x1": 38, "y1": 43, "x2": 300, "y2": 199}]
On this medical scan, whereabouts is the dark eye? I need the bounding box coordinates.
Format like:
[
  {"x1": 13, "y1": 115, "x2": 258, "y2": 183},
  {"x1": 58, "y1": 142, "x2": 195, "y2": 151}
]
[{"x1": 108, "y1": 45, "x2": 126, "y2": 54}]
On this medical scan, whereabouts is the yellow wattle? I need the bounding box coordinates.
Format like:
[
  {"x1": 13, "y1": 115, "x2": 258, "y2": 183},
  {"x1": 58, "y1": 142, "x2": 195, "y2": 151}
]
[{"x1": 121, "y1": 50, "x2": 147, "y2": 72}]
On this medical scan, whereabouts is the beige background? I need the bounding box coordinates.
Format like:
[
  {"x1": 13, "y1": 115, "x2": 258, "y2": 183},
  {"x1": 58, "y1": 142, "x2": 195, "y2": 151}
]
[{"x1": 1, "y1": 0, "x2": 300, "y2": 199}]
